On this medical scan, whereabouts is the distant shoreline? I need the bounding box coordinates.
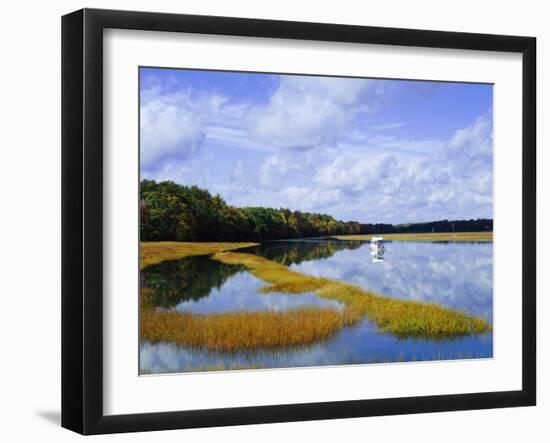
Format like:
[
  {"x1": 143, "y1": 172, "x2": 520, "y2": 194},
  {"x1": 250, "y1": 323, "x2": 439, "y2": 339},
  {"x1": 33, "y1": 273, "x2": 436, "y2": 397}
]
[{"x1": 332, "y1": 232, "x2": 493, "y2": 242}]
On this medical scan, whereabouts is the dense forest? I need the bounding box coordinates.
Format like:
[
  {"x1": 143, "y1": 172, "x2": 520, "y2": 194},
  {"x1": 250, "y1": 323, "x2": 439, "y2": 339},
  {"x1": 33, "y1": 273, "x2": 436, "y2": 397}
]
[
  {"x1": 140, "y1": 180, "x2": 362, "y2": 241},
  {"x1": 140, "y1": 180, "x2": 492, "y2": 242}
]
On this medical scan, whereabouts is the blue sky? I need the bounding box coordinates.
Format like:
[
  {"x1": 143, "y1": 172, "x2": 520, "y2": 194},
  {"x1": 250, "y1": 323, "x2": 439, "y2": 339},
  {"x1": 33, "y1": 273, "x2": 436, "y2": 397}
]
[{"x1": 140, "y1": 67, "x2": 493, "y2": 224}]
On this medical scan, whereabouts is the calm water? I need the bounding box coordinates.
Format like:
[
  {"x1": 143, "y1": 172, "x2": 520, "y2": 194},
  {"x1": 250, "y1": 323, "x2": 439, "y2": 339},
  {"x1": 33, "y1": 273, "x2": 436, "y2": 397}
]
[
  {"x1": 140, "y1": 239, "x2": 493, "y2": 374},
  {"x1": 141, "y1": 255, "x2": 343, "y2": 314}
]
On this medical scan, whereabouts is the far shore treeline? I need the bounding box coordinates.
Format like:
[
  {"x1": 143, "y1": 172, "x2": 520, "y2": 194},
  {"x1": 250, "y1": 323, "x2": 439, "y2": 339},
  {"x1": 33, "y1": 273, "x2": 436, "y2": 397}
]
[{"x1": 140, "y1": 180, "x2": 493, "y2": 242}]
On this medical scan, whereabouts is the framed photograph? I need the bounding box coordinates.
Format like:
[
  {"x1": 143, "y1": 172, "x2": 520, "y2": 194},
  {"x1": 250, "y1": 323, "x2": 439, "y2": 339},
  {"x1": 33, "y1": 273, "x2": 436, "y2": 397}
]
[{"x1": 62, "y1": 8, "x2": 536, "y2": 435}]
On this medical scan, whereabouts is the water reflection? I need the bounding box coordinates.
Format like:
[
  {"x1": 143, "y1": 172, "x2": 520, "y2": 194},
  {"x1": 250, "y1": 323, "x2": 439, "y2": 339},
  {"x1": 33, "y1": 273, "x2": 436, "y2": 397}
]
[
  {"x1": 288, "y1": 241, "x2": 493, "y2": 321},
  {"x1": 141, "y1": 319, "x2": 492, "y2": 374},
  {"x1": 140, "y1": 239, "x2": 493, "y2": 374},
  {"x1": 241, "y1": 238, "x2": 363, "y2": 266},
  {"x1": 141, "y1": 256, "x2": 243, "y2": 308},
  {"x1": 141, "y1": 255, "x2": 342, "y2": 314},
  {"x1": 370, "y1": 248, "x2": 385, "y2": 263}
]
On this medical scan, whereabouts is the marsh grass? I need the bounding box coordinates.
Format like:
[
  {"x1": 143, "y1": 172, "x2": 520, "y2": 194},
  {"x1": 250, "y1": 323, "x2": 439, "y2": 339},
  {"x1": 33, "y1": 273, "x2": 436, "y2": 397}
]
[
  {"x1": 140, "y1": 241, "x2": 257, "y2": 269},
  {"x1": 140, "y1": 306, "x2": 358, "y2": 351},
  {"x1": 213, "y1": 252, "x2": 492, "y2": 338},
  {"x1": 211, "y1": 251, "x2": 328, "y2": 293},
  {"x1": 332, "y1": 232, "x2": 492, "y2": 242},
  {"x1": 140, "y1": 243, "x2": 491, "y2": 353}
]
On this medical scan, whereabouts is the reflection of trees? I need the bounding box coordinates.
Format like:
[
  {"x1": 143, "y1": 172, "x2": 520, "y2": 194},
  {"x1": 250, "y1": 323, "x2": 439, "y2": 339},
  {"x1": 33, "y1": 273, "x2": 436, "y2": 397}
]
[
  {"x1": 244, "y1": 240, "x2": 363, "y2": 266},
  {"x1": 140, "y1": 240, "x2": 364, "y2": 310},
  {"x1": 141, "y1": 256, "x2": 244, "y2": 309}
]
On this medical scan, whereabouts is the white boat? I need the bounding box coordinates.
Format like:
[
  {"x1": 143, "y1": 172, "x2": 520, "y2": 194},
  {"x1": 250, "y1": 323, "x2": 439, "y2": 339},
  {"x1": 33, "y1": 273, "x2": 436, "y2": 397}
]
[
  {"x1": 369, "y1": 237, "x2": 385, "y2": 262},
  {"x1": 369, "y1": 236, "x2": 385, "y2": 251}
]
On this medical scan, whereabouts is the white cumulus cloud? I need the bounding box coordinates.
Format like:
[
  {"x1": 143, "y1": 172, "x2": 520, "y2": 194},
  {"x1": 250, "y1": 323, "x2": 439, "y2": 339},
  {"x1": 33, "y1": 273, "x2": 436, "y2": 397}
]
[
  {"x1": 140, "y1": 88, "x2": 227, "y2": 172},
  {"x1": 248, "y1": 111, "x2": 493, "y2": 223},
  {"x1": 247, "y1": 76, "x2": 378, "y2": 150}
]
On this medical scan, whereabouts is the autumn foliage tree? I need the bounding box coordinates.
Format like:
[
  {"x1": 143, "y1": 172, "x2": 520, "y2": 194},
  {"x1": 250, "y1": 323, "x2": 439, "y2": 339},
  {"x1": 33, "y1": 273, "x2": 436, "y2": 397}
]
[{"x1": 140, "y1": 180, "x2": 360, "y2": 242}]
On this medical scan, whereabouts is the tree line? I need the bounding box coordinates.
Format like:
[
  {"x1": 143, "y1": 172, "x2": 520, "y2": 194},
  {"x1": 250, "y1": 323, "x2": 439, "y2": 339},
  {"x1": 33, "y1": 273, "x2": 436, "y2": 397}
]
[
  {"x1": 140, "y1": 180, "x2": 361, "y2": 242},
  {"x1": 359, "y1": 219, "x2": 493, "y2": 235},
  {"x1": 140, "y1": 180, "x2": 492, "y2": 242}
]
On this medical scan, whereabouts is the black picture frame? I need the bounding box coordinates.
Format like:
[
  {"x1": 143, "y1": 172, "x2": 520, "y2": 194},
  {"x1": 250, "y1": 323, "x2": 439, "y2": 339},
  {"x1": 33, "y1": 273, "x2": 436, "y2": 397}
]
[{"x1": 62, "y1": 8, "x2": 536, "y2": 435}]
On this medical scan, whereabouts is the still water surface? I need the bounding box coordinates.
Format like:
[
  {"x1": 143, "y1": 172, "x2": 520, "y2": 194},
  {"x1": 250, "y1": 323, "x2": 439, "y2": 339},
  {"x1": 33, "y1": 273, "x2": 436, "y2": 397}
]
[{"x1": 140, "y1": 239, "x2": 493, "y2": 374}]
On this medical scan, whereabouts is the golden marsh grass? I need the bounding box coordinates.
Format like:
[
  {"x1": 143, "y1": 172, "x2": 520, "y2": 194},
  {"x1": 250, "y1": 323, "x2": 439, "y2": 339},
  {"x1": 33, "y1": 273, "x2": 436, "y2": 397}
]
[
  {"x1": 140, "y1": 241, "x2": 257, "y2": 269},
  {"x1": 213, "y1": 252, "x2": 491, "y2": 338},
  {"x1": 141, "y1": 306, "x2": 358, "y2": 351}
]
